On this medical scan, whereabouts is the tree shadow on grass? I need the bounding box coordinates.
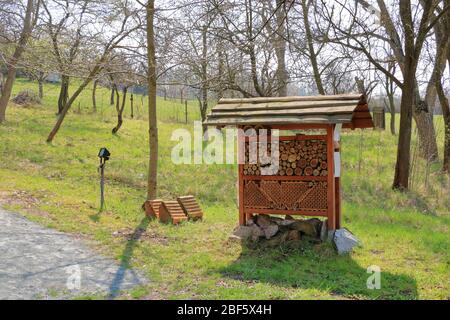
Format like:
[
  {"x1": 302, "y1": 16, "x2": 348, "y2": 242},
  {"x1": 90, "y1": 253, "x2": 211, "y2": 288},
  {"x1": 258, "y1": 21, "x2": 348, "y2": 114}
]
[
  {"x1": 220, "y1": 242, "x2": 418, "y2": 300},
  {"x1": 107, "y1": 217, "x2": 150, "y2": 299}
]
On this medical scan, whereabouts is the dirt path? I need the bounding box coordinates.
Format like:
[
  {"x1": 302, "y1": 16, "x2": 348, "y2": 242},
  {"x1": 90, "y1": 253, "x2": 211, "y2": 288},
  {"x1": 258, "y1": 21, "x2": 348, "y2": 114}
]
[{"x1": 0, "y1": 207, "x2": 148, "y2": 300}]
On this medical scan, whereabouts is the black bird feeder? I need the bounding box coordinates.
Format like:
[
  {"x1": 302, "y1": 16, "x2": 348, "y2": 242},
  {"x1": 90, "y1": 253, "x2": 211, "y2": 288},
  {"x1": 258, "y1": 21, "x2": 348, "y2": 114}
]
[
  {"x1": 98, "y1": 148, "x2": 110, "y2": 211},
  {"x1": 98, "y1": 148, "x2": 111, "y2": 162}
]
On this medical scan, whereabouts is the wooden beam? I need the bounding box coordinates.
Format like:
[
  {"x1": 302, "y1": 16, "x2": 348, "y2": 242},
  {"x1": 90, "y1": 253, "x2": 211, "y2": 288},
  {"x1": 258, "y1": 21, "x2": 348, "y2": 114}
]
[
  {"x1": 244, "y1": 134, "x2": 327, "y2": 142},
  {"x1": 243, "y1": 175, "x2": 327, "y2": 182},
  {"x1": 244, "y1": 208, "x2": 327, "y2": 216},
  {"x1": 238, "y1": 127, "x2": 246, "y2": 226},
  {"x1": 219, "y1": 94, "x2": 364, "y2": 104},
  {"x1": 326, "y1": 125, "x2": 336, "y2": 231},
  {"x1": 269, "y1": 124, "x2": 329, "y2": 130}
]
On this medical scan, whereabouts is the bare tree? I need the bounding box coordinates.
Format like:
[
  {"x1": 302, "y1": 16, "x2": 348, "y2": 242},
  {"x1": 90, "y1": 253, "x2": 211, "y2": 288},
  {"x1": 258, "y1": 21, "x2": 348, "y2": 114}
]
[
  {"x1": 320, "y1": 0, "x2": 448, "y2": 190},
  {"x1": 142, "y1": 0, "x2": 158, "y2": 200},
  {"x1": 211, "y1": 0, "x2": 291, "y2": 97},
  {"x1": 46, "y1": 1, "x2": 142, "y2": 142},
  {"x1": 299, "y1": 0, "x2": 325, "y2": 94},
  {"x1": 435, "y1": 0, "x2": 450, "y2": 174},
  {"x1": 0, "y1": 0, "x2": 40, "y2": 123},
  {"x1": 41, "y1": 0, "x2": 94, "y2": 114},
  {"x1": 379, "y1": 58, "x2": 397, "y2": 135}
]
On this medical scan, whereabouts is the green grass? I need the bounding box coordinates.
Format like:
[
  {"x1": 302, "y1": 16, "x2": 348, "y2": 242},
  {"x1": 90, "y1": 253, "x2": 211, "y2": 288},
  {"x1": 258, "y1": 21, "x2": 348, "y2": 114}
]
[{"x1": 0, "y1": 78, "x2": 449, "y2": 300}]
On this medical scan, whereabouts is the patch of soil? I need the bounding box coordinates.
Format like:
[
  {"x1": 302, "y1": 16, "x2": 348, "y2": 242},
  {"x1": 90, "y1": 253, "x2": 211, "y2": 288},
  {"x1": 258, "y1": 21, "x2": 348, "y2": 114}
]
[
  {"x1": 112, "y1": 227, "x2": 170, "y2": 245},
  {"x1": 0, "y1": 190, "x2": 51, "y2": 219}
]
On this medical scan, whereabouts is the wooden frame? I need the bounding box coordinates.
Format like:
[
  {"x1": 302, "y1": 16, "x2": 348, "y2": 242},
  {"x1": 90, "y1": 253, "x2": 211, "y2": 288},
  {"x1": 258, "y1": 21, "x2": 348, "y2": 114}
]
[{"x1": 237, "y1": 124, "x2": 340, "y2": 231}]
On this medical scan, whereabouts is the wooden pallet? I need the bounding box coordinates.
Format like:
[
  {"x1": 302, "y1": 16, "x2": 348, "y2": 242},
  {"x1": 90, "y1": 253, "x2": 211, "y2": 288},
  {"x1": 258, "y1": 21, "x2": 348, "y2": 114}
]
[
  {"x1": 177, "y1": 195, "x2": 203, "y2": 221},
  {"x1": 159, "y1": 201, "x2": 188, "y2": 224},
  {"x1": 143, "y1": 199, "x2": 163, "y2": 219}
]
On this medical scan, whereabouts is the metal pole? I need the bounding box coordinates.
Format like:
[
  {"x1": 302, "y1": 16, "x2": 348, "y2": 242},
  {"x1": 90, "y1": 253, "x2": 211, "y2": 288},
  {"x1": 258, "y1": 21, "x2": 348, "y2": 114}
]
[{"x1": 99, "y1": 159, "x2": 105, "y2": 211}]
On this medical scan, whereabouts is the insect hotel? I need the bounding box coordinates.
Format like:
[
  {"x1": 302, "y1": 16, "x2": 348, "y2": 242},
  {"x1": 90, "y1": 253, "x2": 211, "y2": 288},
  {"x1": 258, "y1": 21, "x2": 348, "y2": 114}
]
[{"x1": 204, "y1": 94, "x2": 373, "y2": 232}]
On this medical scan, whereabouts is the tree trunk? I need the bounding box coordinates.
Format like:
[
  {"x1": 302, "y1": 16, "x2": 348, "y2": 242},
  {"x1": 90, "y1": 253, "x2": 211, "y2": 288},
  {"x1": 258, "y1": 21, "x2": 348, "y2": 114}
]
[
  {"x1": 38, "y1": 78, "x2": 44, "y2": 99},
  {"x1": 112, "y1": 87, "x2": 127, "y2": 134},
  {"x1": 393, "y1": 0, "x2": 429, "y2": 191},
  {"x1": 386, "y1": 92, "x2": 396, "y2": 135},
  {"x1": 47, "y1": 65, "x2": 102, "y2": 142},
  {"x1": 393, "y1": 1, "x2": 414, "y2": 190},
  {"x1": 274, "y1": 0, "x2": 288, "y2": 97},
  {"x1": 146, "y1": 0, "x2": 158, "y2": 200},
  {"x1": 0, "y1": 0, "x2": 35, "y2": 123},
  {"x1": 217, "y1": 41, "x2": 225, "y2": 99},
  {"x1": 201, "y1": 24, "x2": 209, "y2": 135},
  {"x1": 437, "y1": 77, "x2": 450, "y2": 174},
  {"x1": 435, "y1": 43, "x2": 450, "y2": 173},
  {"x1": 443, "y1": 113, "x2": 450, "y2": 175},
  {"x1": 393, "y1": 72, "x2": 414, "y2": 190},
  {"x1": 110, "y1": 87, "x2": 115, "y2": 105},
  {"x1": 0, "y1": 68, "x2": 17, "y2": 122},
  {"x1": 92, "y1": 79, "x2": 98, "y2": 113},
  {"x1": 301, "y1": 0, "x2": 325, "y2": 95},
  {"x1": 130, "y1": 93, "x2": 134, "y2": 119},
  {"x1": 413, "y1": 108, "x2": 438, "y2": 162},
  {"x1": 383, "y1": 62, "x2": 397, "y2": 135},
  {"x1": 442, "y1": 1, "x2": 450, "y2": 174},
  {"x1": 58, "y1": 75, "x2": 69, "y2": 114}
]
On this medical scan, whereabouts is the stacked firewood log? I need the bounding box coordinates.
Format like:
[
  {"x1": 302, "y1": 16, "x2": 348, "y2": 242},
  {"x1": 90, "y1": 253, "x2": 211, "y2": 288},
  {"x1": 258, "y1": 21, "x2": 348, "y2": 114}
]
[{"x1": 244, "y1": 139, "x2": 328, "y2": 177}]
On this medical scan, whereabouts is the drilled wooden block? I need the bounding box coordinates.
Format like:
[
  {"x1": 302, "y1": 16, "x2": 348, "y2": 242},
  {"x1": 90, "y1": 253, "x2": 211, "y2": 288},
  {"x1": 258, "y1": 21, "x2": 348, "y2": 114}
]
[
  {"x1": 143, "y1": 199, "x2": 163, "y2": 219},
  {"x1": 159, "y1": 201, "x2": 188, "y2": 225},
  {"x1": 177, "y1": 195, "x2": 203, "y2": 221}
]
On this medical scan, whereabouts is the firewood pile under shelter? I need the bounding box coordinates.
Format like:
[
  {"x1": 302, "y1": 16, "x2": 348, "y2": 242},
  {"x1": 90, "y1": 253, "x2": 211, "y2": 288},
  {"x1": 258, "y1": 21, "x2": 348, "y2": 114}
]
[{"x1": 204, "y1": 94, "x2": 374, "y2": 231}]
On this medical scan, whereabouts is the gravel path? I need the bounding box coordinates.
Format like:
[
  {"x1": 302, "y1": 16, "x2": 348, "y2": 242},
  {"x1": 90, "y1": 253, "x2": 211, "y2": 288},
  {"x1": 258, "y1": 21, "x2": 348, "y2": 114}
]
[{"x1": 0, "y1": 207, "x2": 148, "y2": 300}]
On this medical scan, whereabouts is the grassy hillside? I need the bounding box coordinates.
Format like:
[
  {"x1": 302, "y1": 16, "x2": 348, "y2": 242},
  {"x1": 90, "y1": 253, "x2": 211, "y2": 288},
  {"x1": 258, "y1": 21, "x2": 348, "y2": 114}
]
[{"x1": 0, "y1": 78, "x2": 448, "y2": 299}]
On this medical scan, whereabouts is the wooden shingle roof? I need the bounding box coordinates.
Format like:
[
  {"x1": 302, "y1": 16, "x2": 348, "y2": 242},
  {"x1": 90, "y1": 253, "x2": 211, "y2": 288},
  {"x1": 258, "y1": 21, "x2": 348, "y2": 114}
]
[{"x1": 204, "y1": 94, "x2": 373, "y2": 129}]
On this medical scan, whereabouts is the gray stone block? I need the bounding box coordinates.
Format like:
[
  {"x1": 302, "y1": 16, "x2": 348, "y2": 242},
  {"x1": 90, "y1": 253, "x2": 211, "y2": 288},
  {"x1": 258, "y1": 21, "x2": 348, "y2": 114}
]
[
  {"x1": 333, "y1": 228, "x2": 360, "y2": 255},
  {"x1": 232, "y1": 225, "x2": 253, "y2": 240}
]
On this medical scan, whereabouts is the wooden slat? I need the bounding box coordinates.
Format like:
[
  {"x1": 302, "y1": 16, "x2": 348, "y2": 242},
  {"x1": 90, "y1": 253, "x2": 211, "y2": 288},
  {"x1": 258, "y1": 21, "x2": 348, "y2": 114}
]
[
  {"x1": 270, "y1": 124, "x2": 329, "y2": 130},
  {"x1": 243, "y1": 175, "x2": 327, "y2": 182},
  {"x1": 204, "y1": 114, "x2": 354, "y2": 126},
  {"x1": 244, "y1": 208, "x2": 327, "y2": 217},
  {"x1": 219, "y1": 94, "x2": 364, "y2": 105},
  {"x1": 244, "y1": 134, "x2": 326, "y2": 142},
  {"x1": 177, "y1": 195, "x2": 203, "y2": 221},
  {"x1": 210, "y1": 105, "x2": 357, "y2": 118},
  {"x1": 213, "y1": 100, "x2": 362, "y2": 112},
  {"x1": 159, "y1": 201, "x2": 188, "y2": 225},
  {"x1": 143, "y1": 199, "x2": 162, "y2": 219}
]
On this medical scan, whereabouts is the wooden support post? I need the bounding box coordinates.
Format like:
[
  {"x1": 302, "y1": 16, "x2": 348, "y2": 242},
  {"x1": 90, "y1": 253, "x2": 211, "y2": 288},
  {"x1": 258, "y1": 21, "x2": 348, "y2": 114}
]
[
  {"x1": 335, "y1": 176, "x2": 341, "y2": 229},
  {"x1": 334, "y1": 140, "x2": 342, "y2": 229},
  {"x1": 238, "y1": 127, "x2": 246, "y2": 225},
  {"x1": 326, "y1": 125, "x2": 336, "y2": 231}
]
